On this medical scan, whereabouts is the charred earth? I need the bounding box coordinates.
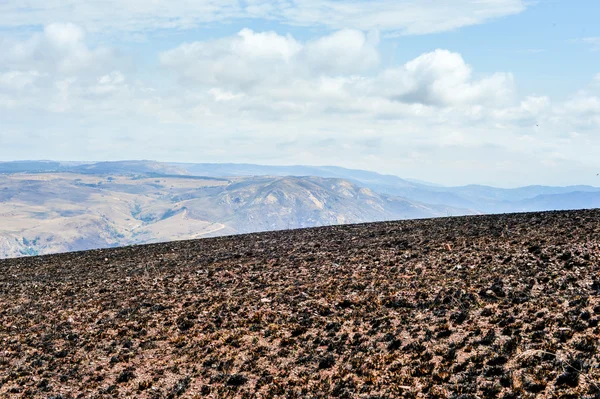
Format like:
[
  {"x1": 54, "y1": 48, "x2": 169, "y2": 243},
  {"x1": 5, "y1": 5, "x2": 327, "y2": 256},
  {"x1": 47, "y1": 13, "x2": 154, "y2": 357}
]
[{"x1": 1, "y1": 209, "x2": 600, "y2": 398}]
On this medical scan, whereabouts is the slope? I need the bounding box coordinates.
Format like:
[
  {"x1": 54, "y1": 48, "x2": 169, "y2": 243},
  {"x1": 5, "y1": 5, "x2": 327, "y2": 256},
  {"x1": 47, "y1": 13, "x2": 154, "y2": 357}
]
[{"x1": 1, "y1": 210, "x2": 599, "y2": 397}]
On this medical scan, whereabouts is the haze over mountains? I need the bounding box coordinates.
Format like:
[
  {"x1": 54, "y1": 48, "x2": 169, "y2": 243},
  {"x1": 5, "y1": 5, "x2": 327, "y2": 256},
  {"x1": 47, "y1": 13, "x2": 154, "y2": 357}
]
[{"x1": 1, "y1": 160, "x2": 599, "y2": 258}]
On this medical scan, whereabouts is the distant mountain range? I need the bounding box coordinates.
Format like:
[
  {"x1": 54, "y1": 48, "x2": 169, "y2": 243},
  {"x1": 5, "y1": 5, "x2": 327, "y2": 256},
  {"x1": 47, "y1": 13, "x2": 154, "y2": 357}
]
[
  {"x1": 169, "y1": 162, "x2": 600, "y2": 213},
  {"x1": 1, "y1": 160, "x2": 598, "y2": 258},
  {"x1": 4, "y1": 160, "x2": 600, "y2": 212}
]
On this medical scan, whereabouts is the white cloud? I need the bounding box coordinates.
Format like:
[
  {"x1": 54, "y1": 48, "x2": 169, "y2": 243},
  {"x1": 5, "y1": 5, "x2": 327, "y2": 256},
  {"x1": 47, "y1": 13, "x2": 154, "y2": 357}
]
[
  {"x1": 277, "y1": 0, "x2": 526, "y2": 36},
  {"x1": 520, "y1": 96, "x2": 550, "y2": 115},
  {"x1": 0, "y1": 0, "x2": 528, "y2": 36},
  {"x1": 554, "y1": 95, "x2": 600, "y2": 131},
  {"x1": 562, "y1": 95, "x2": 600, "y2": 116},
  {"x1": 44, "y1": 23, "x2": 86, "y2": 47},
  {"x1": 374, "y1": 49, "x2": 514, "y2": 106},
  {"x1": 98, "y1": 71, "x2": 125, "y2": 86},
  {"x1": 2, "y1": 25, "x2": 600, "y2": 186},
  {"x1": 87, "y1": 71, "x2": 128, "y2": 96},
  {"x1": 209, "y1": 88, "x2": 246, "y2": 102},
  {"x1": 0, "y1": 23, "x2": 119, "y2": 75},
  {"x1": 552, "y1": 76, "x2": 600, "y2": 130},
  {"x1": 160, "y1": 33, "x2": 515, "y2": 111},
  {"x1": 488, "y1": 96, "x2": 550, "y2": 127},
  {"x1": 300, "y1": 29, "x2": 380, "y2": 74},
  {"x1": 160, "y1": 29, "x2": 302, "y2": 89},
  {"x1": 0, "y1": 70, "x2": 42, "y2": 92},
  {"x1": 160, "y1": 28, "x2": 381, "y2": 102},
  {"x1": 0, "y1": 23, "x2": 131, "y2": 116}
]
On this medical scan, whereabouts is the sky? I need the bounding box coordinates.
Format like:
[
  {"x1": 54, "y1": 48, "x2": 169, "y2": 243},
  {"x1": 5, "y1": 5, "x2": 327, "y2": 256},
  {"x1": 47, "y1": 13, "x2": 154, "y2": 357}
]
[{"x1": 1, "y1": 0, "x2": 599, "y2": 187}]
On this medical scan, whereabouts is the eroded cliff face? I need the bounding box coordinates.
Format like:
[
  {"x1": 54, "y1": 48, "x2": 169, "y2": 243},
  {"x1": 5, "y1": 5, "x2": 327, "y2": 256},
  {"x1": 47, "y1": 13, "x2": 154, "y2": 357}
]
[{"x1": 1, "y1": 209, "x2": 599, "y2": 398}]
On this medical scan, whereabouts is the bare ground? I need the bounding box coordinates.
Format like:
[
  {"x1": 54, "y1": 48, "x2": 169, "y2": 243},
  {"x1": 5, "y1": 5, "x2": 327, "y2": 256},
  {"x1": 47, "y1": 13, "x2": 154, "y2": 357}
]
[{"x1": 1, "y1": 209, "x2": 600, "y2": 398}]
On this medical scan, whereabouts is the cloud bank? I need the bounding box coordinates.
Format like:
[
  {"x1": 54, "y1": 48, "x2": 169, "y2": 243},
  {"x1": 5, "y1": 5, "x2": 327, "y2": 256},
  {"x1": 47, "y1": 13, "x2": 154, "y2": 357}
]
[
  {"x1": 0, "y1": 0, "x2": 527, "y2": 36},
  {"x1": 0, "y1": 17, "x2": 599, "y2": 186}
]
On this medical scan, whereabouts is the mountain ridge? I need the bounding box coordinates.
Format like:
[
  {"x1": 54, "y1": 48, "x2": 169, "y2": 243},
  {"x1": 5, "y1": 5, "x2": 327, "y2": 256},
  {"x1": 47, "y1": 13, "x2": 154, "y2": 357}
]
[
  {"x1": 0, "y1": 172, "x2": 469, "y2": 258},
  {"x1": 1, "y1": 160, "x2": 599, "y2": 258}
]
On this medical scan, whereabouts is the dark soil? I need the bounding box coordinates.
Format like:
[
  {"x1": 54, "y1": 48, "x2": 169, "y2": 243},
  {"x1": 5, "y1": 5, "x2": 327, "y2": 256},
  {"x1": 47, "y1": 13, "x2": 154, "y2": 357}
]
[{"x1": 1, "y1": 209, "x2": 600, "y2": 398}]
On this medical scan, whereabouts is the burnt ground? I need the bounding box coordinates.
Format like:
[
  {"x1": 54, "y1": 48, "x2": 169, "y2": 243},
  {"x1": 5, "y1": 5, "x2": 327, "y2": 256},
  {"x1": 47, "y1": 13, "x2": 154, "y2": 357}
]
[{"x1": 1, "y1": 209, "x2": 600, "y2": 398}]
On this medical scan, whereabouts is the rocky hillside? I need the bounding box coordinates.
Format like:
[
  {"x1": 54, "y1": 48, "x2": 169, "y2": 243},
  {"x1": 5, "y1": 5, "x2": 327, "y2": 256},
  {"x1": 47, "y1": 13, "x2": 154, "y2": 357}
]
[
  {"x1": 1, "y1": 209, "x2": 599, "y2": 398},
  {"x1": 0, "y1": 173, "x2": 467, "y2": 259}
]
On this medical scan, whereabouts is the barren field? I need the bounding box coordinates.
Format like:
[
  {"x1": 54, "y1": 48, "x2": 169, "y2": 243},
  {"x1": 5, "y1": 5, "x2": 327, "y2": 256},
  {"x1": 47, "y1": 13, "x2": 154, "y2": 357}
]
[{"x1": 1, "y1": 210, "x2": 600, "y2": 398}]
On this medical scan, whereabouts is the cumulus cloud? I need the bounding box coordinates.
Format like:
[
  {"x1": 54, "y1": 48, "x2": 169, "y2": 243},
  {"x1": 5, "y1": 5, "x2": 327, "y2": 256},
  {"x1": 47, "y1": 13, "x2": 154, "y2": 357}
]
[
  {"x1": 377, "y1": 49, "x2": 514, "y2": 106},
  {"x1": 0, "y1": 23, "x2": 118, "y2": 75},
  {"x1": 519, "y1": 96, "x2": 550, "y2": 115},
  {"x1": 0, "y1": 22, "x2": 133, "y2": 117},
  {"x1": 86, "y1": 71, "x2": 128, "y2": 97},
  {"x1": 0, "y1": 0, "x2": 528, "y2": 36},
  {"x1": 548, "y1": 76, "x2": 600, "y2": 131},
  {"x1": 0, "y1": 70, "x2": 44, "y2": 109},
  {"x1": 44, "y1": 23, "x2": 86, "y2": 47},
  {"x1": 300, "y1": 29, "x2": 380, "y2": 74},
  {"x1": 488, "y1": 96, "x2": 551, "y2": 127},
  {"x1": 160, "y1": 29, "x2": 302, "y2": 89},
  {"x1": 562, "y1": 96, "x2": 600, "y2": 116},
  {"x1": 556, "y1": 95, "x2": 600, "y2": 131},
  {"x1": 160, "y1": 32, "x2": 516, "y2": 112},
  {"x1": 160, "y1": 28, "x2": 380, "y2": 94}
]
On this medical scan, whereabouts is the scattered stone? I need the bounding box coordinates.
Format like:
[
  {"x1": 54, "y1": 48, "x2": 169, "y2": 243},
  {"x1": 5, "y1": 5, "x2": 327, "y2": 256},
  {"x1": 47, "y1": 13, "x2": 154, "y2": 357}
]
[
  {"x1": 116, "y1": 368, "x2": 135, "y2": 384},
  {"x1": 226, "y1": 374, "x2": 248, "y2": 387}
]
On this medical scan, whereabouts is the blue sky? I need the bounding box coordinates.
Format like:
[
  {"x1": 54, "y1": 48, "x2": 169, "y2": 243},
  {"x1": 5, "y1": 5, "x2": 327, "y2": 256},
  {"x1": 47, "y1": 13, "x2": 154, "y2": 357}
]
[{"x1": 1, "y1": 0, "x2": 599, "y2": 187}]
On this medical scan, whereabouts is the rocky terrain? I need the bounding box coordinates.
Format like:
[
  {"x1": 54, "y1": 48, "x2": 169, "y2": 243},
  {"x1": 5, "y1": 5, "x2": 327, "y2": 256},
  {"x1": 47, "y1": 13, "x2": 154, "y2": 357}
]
[{"x1": 1, "y1": 209, "x2": 600, "y2": 398}]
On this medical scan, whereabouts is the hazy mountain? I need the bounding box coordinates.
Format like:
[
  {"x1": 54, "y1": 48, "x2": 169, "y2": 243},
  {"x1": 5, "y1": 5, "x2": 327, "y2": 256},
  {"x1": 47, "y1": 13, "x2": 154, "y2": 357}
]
[
  {"x1": 0, "y1": 160, "x2": 188, "y2": 176},
  {"x1": 0, "y1": 160, "x2": 65, "y2": 173},
  {"x1": 0, "y1": 172, "x2": 469, "y2": 258},
  {"x1": 2, "y1": 160, "x2": 599, "y2": 213},
  {"x1": 171, "y1": 162, "x2": 424, "y2": 188},
  {"x1": 169, "y1": 162, "x2": 600, "y2": 212},
  {"x1": 508, "y1": 191, "x2": 600, "y2": 212},
  {"x1": 2, "y1": 160, "x2": 599, "y2": 258}
]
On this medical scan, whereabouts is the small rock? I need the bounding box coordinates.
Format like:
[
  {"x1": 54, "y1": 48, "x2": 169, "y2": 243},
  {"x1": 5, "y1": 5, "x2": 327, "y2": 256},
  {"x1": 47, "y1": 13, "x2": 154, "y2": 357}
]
[
  {"x1": 556, "y1": 371, "x2": 579, "y2": 387},
  {"x1": 318, "y1": 355, "x2": 335, "y2": 369},
  {"x1": 116, "y1": 368, "x2": 136, "y2": 383},
  {"x1": 226, "y1": 374, "x2": 248, "y2": 386}
]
